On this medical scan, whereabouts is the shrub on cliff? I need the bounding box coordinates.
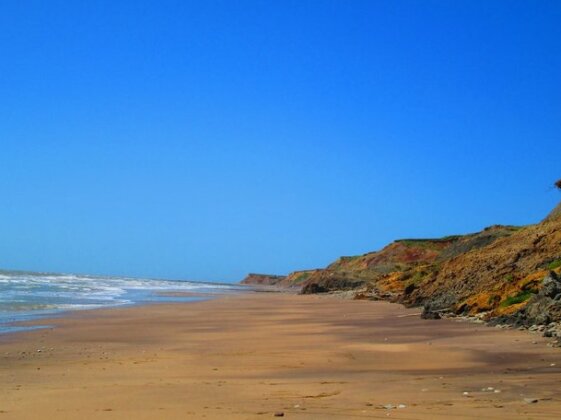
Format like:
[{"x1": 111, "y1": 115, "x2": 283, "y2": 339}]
[{"x1": 555, "y1": 179, "x2": 561, "y2": 190}]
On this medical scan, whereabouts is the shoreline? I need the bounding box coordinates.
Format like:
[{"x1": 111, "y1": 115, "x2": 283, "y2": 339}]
[
  {"x1": 0, "y1": 286, "x2": 255, "y2": 337},
  {"x1": 2, "y1": 292, "x2": 561, "y2": 418}
]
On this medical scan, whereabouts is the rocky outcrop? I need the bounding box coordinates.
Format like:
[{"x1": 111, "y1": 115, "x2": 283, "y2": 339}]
[
  {"x1": 301, "y1": 274, "x2": 365, "y2": 294},
  {"x1": 404, "y1": 220, "x2": 561, "y2": 316},
  {"x1": 491, "y1": 272, "x2": 561, "y2": 327}
]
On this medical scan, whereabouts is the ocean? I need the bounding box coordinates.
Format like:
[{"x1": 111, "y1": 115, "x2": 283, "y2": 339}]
[{"x1": 0, "y1": 270, "x2": 246, "y2": 334}]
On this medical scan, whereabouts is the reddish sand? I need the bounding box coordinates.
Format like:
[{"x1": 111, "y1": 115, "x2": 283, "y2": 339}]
[{"x1": 1, "y1": 293, "x2": 561, "y2": 419}]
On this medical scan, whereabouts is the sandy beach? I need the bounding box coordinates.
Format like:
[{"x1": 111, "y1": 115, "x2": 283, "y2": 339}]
[{"x1": 1, "y1": 292, "x2": 561, "y2": 419}]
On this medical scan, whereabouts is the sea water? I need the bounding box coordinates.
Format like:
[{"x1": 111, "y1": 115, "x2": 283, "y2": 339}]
[{"x1": 0, "y1": 270, "x2": 246, "y2": 334}]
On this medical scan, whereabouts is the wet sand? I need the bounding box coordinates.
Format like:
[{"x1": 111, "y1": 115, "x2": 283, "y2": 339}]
[{"x1": 1, "y1": 293, "x2": 561, "y2": 419}]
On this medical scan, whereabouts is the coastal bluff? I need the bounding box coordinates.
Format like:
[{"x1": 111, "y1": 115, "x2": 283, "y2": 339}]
[
  {"x1": 241, "y1": 270, "x2": 322, "y2": 288},
  {"x1": 240, "y1": 273, "x2": 286, "y2": 286},
  {"x1": 241, "y1": 198, "x2": 561, "y2": 344}
]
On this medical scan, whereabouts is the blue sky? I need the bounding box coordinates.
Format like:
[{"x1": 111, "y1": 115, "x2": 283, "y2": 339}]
[{"x1": 1, "y1": 1, "x2": 560, "y2": 282}]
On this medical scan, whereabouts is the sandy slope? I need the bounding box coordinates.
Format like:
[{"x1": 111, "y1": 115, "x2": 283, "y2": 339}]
[{"x1": 1, "y1": 293, "x2": 561, "y2": 419}]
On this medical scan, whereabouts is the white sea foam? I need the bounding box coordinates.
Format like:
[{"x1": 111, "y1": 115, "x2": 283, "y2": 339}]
[{"x1": 0, "y1": 272, "x2": 243, "y2": 332}]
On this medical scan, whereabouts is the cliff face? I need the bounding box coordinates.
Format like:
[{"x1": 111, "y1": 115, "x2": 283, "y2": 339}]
[
  {"x1": 240, "y1": 200, "x2": 561, "y2": 331},
  {"x1": 241, "y1": 270, "x2": 321, "y2": 288},
  {"x1": 402, "y1": 220, "x2": 561, "y2": 316},
  {"x1": 298, "y1": 201, "x2": 561, "y2": 327},
  {"x1": 240, "y1": 273, "x2": 286, "y2": 286},
  {"x1": 278, "y1": 269, "x2": 321, "y2": 288},
  {"x1": 300, "y1": 226, "x2": 520, "y2": 295}
]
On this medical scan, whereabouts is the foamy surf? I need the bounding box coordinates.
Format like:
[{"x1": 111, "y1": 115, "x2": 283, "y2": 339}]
[{"x1": 0, "y1": 270, "x2": 245, "y2": 333}]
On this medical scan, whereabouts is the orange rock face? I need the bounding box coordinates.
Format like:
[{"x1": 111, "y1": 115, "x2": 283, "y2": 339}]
[
  {"x1": 240, "y1": 200, "x2": 561, "y2": 325},
  {"x1": 294, "y1": 201, "x2": 561, "y2": 323}
]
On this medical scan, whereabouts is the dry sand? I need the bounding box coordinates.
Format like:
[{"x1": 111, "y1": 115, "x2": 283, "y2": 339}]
[{"x1": 1, "y1": 292, "x2": 561, "y2": 419}]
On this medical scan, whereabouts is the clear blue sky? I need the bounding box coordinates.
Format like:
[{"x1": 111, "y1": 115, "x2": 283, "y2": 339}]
[{"x1": 1, "y1": 1, "x2": 560, "y2": 282}]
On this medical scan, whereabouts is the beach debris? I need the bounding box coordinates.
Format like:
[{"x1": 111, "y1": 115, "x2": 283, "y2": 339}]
[
  {"x1": 273, "y1": 412, "x2": 284, "y2": 417},
  {"x1": 378, "y1": 403, "x2": 406, "y2": 410},
  {"x1": 462, "y1": 392, "x2": 470, "y2": 396},
  {"x1": 421, "y1": 307, "x2": 442, "y2": 319},
  {"x1": 523, "y1": 398, "x2": 539, "y2": 404},
  {"x1": 303, "y1": 391, "x2": 340, "y2": 399},
  {"x1": 550, "y1": 363, "x2": 556, "y2": 367},
  {"x1": 494, "y1": 389, "x2": 502, "y2": 393}
]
